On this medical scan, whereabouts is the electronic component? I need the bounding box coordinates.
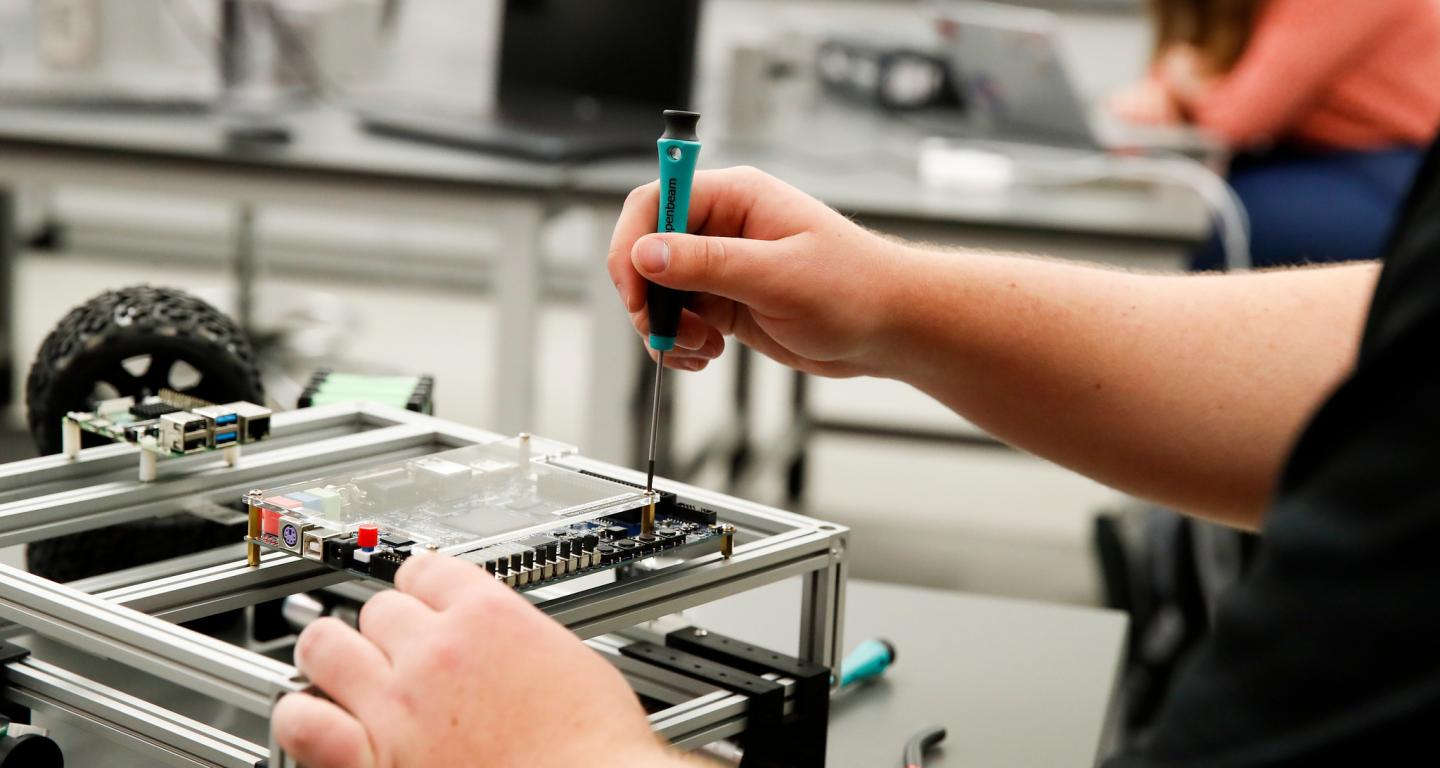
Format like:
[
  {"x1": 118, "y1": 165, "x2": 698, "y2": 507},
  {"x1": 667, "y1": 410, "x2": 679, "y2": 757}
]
[
  {"x1": 225, "y1": 400, "x2": 272, "y2": 442},
  {"x1": 129, "y1": 401, "x2": 182, "y2": 420},
  {"x1": 298, "y1": 370, "x2": 435, "y2": 414},
  {"x1": 244, "y1": 433, "x2": 729, "y2": 592},
  {"x1": 65, "y1": 393, "x2": 271, "y2": 458},
  {"x1": 159, "y1": 413, "x2": 208, "y2": 454}
]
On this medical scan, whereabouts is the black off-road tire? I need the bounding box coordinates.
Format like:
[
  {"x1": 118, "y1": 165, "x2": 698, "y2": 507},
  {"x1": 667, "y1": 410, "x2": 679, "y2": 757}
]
[{"x1": 24, "y1": 285, "x2": 264, "y2": 582}]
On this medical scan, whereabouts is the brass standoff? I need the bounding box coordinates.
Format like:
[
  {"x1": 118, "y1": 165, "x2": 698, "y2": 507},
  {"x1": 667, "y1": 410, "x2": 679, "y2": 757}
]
[
  {"x1": 245, "y1": 491, "x2": 262, "y2": 567},
  {"x1": 720, "y1": 524, "x2": 736, "y2": 559},
  {"x1": 641, "y1": 492, "x2": 658, "y2": 536}
]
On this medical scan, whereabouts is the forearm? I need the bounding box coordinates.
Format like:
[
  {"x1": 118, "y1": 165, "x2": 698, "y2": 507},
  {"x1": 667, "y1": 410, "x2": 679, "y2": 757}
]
[{"x1": 877, "y1": 248, "x2": 1378, "y2": 527}]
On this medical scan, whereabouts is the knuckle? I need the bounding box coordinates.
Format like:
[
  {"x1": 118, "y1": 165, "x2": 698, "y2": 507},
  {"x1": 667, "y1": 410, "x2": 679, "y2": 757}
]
[
  {"x1": 606, "y1": 244, "x2": 625, "y2": 269},
  {"x1": 358, "y1": 591, "x2": 394, "y2": 631},
  {"x1": 417, "y1": 628, "x2": 468, "y2": 669},
  {"x1": 700, "y1": 237, "x2": 729, "y2": 283},
  {"x1": 734, "y1": 164, "x2": 774, "y2": 187},
  {"x1": 272, "y1": 700, "x2": 326, "y2": 753},
  {"x1": 624, "y1": 183, "x2": 653, "y2": 207},
  {"x1": 456, "y1": 583, "x2": 511, "y2": 617},
  {"x1": 295, "y1": 617, "x2": 340, "y2": 665},
  {"x1": 272, "y1": 708, "x2": 311, "y2": 750}
]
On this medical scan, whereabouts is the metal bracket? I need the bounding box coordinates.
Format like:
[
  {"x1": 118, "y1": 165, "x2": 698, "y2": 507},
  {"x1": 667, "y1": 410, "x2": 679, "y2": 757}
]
[
  {"x1": 667, "y1": 628, "x2": 830, "y2": 768},
  {"x1": 620, "y1": 640, "x2": 784, "y2": 755},
  {"x1": 0, "y1": 640, "x2": 32, "y2": 726},
  {"x1": 0, "y1": 642, "x2": 30, "y2": 668}
]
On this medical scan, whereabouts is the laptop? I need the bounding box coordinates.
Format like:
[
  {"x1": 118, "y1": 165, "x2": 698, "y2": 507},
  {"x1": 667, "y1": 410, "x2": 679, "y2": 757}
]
[
  {"x1": 360, "y1": 0, "x2": 702, "y2": 163},
  {"x1": 934, "y1": 1, "x2": 1219, "y2": 156}
]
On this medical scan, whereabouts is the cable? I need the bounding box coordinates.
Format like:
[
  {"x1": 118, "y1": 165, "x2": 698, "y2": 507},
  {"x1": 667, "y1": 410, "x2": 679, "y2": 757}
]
[
  {"x1": 903, "y1": 725, "x2": 947, "y2": 768},
  {"x1": 1006, "y1": 149, "x2": 1251, "y2": 271},
  {"x1": 897, "y1": 109, "x2": 1251, "y2": 271}
]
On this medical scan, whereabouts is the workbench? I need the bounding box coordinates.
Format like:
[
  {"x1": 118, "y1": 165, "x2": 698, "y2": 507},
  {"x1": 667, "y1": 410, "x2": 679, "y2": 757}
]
[
  {"x1": 693, "y1": 578, "x2": 1127, "y2": 767},
  {"x1": 28, "y1": 576, "x2": 1126, "y2": 767},
  {"x1": 0, "y1": 105, "x2": 567, "y2": 441},
  {"x1": 0, "y1": 103, "x2": 1210, "y2": 473}
]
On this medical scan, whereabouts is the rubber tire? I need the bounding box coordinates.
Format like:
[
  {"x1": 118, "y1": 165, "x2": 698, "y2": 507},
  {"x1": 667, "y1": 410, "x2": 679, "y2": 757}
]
[
  {"x1": 0, "y1": 733, "x2": 63, "y2": 768},
  {"x1": 24, "y1": 285, "x2": 263, "y2": 583}
]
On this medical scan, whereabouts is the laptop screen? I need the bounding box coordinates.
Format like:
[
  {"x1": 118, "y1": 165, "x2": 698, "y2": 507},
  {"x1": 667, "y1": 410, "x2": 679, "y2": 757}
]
[{"x1": 498, "y1": 0, "x2": 701, "y2": 112}]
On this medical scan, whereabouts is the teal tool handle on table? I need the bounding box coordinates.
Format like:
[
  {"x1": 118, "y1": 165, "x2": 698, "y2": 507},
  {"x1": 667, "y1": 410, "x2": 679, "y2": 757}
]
[
  {"x1": 647, "y1": 110, "x2": 702, "y2": 352},
  {"x1": 839, "y1": 637, "x2": 897, "y2": 688}
]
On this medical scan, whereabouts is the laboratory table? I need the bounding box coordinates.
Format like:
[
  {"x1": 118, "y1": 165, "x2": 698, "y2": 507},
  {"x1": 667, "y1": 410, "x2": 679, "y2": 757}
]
[
  {"x1": 27, "y1": 577, "x2": 1126, "y2": 767},
  {"x1": 0, "y1": 104, "x2": 1211, "y2": 469},
  {"x1": 0, "y1": 104, "x2": 569, "y2": 438},
  {"x1": 691, "y1": 578, "x2": 1128, "y2": 767}
]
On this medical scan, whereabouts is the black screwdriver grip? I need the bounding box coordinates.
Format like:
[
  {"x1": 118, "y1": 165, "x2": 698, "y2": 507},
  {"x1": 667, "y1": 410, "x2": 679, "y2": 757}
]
[{"x1": 647, "y1": 283, "x2": 688, "y2": 349}]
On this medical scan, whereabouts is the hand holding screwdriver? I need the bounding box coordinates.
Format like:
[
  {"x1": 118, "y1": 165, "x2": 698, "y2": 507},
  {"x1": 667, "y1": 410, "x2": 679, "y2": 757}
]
[{"x1": 608, "y1": 166, "x2": 907, "y2": 380}]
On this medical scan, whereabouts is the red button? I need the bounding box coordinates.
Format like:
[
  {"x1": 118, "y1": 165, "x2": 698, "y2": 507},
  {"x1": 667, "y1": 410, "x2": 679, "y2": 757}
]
[
  {"x1": 357, "y1": 524, "x2": 379, "y2": 550},
  {"x1": 261, "y1": 509, "x2": 281, "y2": 535}
]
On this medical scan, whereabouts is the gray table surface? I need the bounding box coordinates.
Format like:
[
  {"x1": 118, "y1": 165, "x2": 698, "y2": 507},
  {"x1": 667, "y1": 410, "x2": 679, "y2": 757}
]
[
  {"x1": 689, "y1": 578, "x2": 1128, "y2": 768},
  {"x1": 0, "y1": 104, "x2": 1210, "y2": 243},
  {"x1": 0, "y1": 104, "x2": 569, "y2": 192},
  {"x1": 570, "y1": 103, "x2": 1212, "y2": 244}
]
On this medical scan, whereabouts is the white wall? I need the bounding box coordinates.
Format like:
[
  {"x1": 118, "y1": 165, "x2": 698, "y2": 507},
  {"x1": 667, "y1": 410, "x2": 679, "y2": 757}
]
[{"x1": 370, "y1": 0, "x2": 1153, "y2": 110}]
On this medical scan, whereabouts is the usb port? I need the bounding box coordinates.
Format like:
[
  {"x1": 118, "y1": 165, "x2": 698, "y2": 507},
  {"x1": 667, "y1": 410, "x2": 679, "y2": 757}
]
[
  {"x1": 215, "y1": 413, "x2": 238, "y2": 426},
  {"x1": 214, "y1": 430, "x2": 238, "y2": 445}
]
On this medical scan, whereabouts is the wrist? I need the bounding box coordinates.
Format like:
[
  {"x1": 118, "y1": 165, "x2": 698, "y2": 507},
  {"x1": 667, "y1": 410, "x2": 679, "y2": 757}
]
[{"x1": 856, "y1": 240, "x2": 968, "y2": 381}]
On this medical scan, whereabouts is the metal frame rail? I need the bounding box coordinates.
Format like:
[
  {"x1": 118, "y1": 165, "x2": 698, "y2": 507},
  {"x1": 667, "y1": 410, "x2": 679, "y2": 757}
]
[{"x1": 0, "y1": 403, "x2": 847, "y2": 766}]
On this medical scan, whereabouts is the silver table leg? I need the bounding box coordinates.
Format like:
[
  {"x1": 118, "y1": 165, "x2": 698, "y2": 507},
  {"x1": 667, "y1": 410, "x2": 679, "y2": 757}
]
[{"x1": 0, "y1": 187, "x2": 15, "y2": 408}]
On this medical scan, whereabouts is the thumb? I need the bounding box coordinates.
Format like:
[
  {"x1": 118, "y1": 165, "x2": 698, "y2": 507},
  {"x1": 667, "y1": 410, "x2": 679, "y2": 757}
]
[{"x1": 631, "y1": 233, "x2": 787, "y2": 307}]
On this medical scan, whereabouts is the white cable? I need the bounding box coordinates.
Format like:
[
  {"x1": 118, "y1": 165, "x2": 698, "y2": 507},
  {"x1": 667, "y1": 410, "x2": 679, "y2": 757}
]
[
  {"x1": 915, "y1": 138, "x2": 1251, "y2": 271},
  {"x1": 1010, "y1": 150, "x2": 1251, "y2": 272}
]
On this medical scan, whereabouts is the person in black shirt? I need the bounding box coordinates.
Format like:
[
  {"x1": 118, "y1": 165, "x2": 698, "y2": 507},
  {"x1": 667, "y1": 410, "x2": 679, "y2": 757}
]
[{"x1": 270, "y1": 150, "x2": 1440, "y2": 766}]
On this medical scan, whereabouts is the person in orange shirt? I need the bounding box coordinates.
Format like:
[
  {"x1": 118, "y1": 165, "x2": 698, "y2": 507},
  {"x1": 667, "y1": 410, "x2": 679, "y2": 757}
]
[{"x1": 1112, "y1": 0, "x2": 1440, "y2": 269}]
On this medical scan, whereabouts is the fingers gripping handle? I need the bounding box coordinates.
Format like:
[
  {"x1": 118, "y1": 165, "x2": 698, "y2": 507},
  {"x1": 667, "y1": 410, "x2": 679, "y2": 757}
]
[{"x1": 647, "y1": 110, "x2": 701, "y2": 352}]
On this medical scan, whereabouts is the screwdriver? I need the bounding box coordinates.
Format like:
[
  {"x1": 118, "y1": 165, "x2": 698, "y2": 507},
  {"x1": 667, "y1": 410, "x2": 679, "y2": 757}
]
[{"x1": 644, "y1": 110, "x2": 702, "y2": 495}]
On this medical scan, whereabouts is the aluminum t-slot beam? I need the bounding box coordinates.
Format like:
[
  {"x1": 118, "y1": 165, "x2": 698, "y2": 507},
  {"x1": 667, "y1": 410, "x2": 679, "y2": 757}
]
[
  {"x1": 2, "y1": 657, "x2": 268, "y2": 768},
  {"x1": 589, "y1": 635, "x2": 801, "y2": 751},
  {"x1": 0, "y1": 563, "x2": 303, "y2": 716},
  {"x1": 0, "y1": 423, "x2": 437, "y2": 547},
  {"x1": 0, "y1": 403, "x2": 846, "y2": 765}
]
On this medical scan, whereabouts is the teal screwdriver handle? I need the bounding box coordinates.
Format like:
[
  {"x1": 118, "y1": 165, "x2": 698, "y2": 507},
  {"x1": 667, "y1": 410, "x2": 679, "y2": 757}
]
[
  {"x1": 838, "y1": 637, "x2": 897, "y2": 688},
  {"x1": 647, "y1": 110, "x2": 702, "y2": 352}
]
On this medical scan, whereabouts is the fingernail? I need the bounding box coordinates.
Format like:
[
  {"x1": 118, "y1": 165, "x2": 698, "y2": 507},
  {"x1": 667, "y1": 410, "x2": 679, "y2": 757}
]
[{"x1": 636, "y1": 239, "x2": 669, "y2": 273}]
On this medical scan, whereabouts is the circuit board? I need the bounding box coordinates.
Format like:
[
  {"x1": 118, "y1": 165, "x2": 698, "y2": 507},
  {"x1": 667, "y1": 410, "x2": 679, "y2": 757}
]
[
  {"x1": 243, "y1": 434, "x2": 726, "y2": 590},
  {"x1": 66, "y1": 390, "x2": 271, "y2": 458}
]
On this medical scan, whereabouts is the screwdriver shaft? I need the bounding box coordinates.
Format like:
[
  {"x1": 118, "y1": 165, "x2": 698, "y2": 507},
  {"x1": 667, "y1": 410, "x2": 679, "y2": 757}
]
[{"x1": 645, "y1": 351, "x2": 666, "y2": 493}]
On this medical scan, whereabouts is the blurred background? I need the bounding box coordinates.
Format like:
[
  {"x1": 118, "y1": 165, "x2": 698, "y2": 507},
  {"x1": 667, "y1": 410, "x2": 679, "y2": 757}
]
[{"x1": 0, "y1": 0, "x2": 1179, "y2": 599}]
